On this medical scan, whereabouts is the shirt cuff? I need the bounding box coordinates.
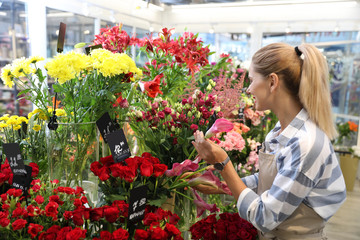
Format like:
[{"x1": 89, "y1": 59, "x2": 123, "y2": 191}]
[{"x1": 236, "y1": 187, "x2": 258, "y2": 220}]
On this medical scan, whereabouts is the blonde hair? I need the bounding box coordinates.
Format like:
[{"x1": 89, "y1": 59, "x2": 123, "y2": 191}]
[{"x1": 252, "y1": 43, "x2": 337, "y2": 140}]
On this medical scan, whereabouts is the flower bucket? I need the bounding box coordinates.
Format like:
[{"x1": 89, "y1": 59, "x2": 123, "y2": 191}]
[
  {"x1": 339, "y1": 153, "x2": 359, "y2": 191},
  {"x1": 46, "y1": 121, "x2": 100, "y2": 205}
]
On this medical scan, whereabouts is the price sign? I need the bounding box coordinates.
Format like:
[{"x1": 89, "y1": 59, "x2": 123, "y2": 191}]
[
  {"x1": 57, "y1": 22, "x2": 66, "y2": 53},
  {"x1": 106, "y1": 129, "x2": 131, "y2": 163},
  {"x1": 12, "y1": 165, "x2": 32, "y2": 192},
  {"x1": 96, "y1": 112, "x2": 118, "y2": 143},
  {"x1": 128, "y1": 185, "x2": 147, "y2": 224},
  {"x1": 3, "y1": 143, "x2": 26, "y2": 175}
]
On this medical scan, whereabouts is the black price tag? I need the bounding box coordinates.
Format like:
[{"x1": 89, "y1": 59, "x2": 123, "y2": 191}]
[
  {"x1": 96, "y1": 112, "x2": 118, "y2": 143},
  {"x1": 107, "y1": 129, "x2": 131, "y2": 163},
  {"x1": 128, "y1": 185, "x2": 147, "y2": 224},
  {"x1": 3, "y1": 143, "x2": 26, "y2": 175},
  {"x1": 12, "y1": 165, "x2": 32, "y2": 192},
  {"x1": 57, "y1": 22, "x2": 66, "y2": 53},
  {"x1": 85, "y1": 44, "x2": 102, "y2": 55},
  {"x1": 238, "y1": 107, "x2": 245, "y2": 122}
]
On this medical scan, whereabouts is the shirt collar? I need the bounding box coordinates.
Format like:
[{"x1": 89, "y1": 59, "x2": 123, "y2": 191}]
[{"x1": 271, "y1": 108, "x2": 309, "y2": 147}]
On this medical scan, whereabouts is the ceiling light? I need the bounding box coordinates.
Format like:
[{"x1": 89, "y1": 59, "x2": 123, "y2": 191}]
[
  {"x1": 149, "y1": 26, "x2": 154, "y2": 32},
  {"x1": 0, "y1": 11, "x2": 6, "y2": 16},
  {"x1": 285, "y1": 26, "x2": 291, "y2": 34},
  {"x1": 334, "y1": 25, "x2": 339, "y2": 33},
  {"x1": 84, "y1": 30, "x2": 90, "y2": 35},
  {"x1": 209, "y1": 27, "x2": 214, "y2": 34}
]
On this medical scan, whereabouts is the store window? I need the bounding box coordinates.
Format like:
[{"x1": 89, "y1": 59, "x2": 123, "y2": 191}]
[
  {"x1": 0, "y1": 0, "x2": 30, "y2": 115},
  {"x1": 262, "y1": 31, "x2": 360, "y2": 144},
  {"x1": 135, "y1": 27, "x2": 152, "y2": 66},
  {"x1": 217, "y1": 33, "x2": 251, "y2": 64},
  {"x1": 46, "y1": 8, "x2": 95, "y2": 57}
]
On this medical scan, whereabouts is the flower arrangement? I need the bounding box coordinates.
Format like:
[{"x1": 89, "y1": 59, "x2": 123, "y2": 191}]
[
  {"x1": 334, "y1": 120, "x2": 358, "y2": 146},
  {"x1": 128, "y1": 91, "x2": 221, "y2": 167},
  {"x1": 189, "y1": 212, "x2": 258, "y2": 240},
  {"x1": 0, "y1": 160, "x2": 183, "y2": 240}
]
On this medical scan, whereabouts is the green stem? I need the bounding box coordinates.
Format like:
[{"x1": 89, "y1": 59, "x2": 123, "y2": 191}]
[{"x1": 172, "y1": 190, "x2": 193, "y2": 200}]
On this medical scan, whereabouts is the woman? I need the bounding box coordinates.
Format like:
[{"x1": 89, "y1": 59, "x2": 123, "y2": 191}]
[{"x1": 192, "y1": 43, "x2": 346, "y2": 239}]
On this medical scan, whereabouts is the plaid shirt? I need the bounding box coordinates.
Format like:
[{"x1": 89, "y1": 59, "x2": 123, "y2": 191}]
[{"x1": 238, "y1": 109, "x2": 346, "y2": 233}]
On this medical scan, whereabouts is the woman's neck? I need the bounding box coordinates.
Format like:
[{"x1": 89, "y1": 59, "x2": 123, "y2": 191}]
[{"x1": 272, "y1": 98, "x2": 303, "y2": 132}]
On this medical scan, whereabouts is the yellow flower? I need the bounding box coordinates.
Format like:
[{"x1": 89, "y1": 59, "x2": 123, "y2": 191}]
[
  {"x1": 33, "y1": 109, "x2": 43, "y2": 114},
  {"x1": 1, "y1": 64, "x2": 14, "y2": 88},
  {"x1": 11, "y1": 57, "x2": 35, "y2": 78},
  {"x1": 13, "y1": 125, "x2": 21, "y2": 130},
  {"x1": 38, "y1": 112, "x2": 49, "y2": 120},
  {"x1": 6, "y1": 118, "x2": 18, "y2": 125},
  {"x1": 45, "y1": 51, "x2": 90, "y2": 84},
  {"x1": 32, "y1": 124, "x2": 41, "y2": 131},
  {"x1": 0, "y1": 122, "x2": 8, "y2": 128},
  {"x1": 28, "y1": 56, "x2": 45, "y2": 64},
  {"x1": 56, "y1": 109, "x2": 66, "y2": 117},
  {"x1": 0, "y1": 114, "x2": 10, "y2": 121},
  {"x1": 28, "y1": 112, "x2": 34, "y2": 119},
  {"x1": 18, "y1": 116, "x2": 28, "y2": 123}
]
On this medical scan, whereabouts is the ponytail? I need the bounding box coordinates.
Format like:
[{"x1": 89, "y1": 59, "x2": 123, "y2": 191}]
[
  {"x1": 297, "y1": 44, "x2": 337, "y2": 140},
  {"x1": 252, "y1": 43, "x2": 337, "y2": 140}
]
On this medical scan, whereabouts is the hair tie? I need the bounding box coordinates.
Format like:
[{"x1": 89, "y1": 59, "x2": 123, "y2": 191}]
[{"x1": 295, "y1": 46, "x2": 302, "y2": 56}]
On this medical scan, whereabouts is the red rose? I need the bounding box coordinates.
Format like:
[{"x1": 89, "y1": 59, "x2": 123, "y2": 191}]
[
  {"x1": 165, "y1": 223, "x2": 181, "y2": 237},
  {"x1": 45, "y1": 201, "x2": 59, "y2": 220},
  {"x1": 150, "y1": 226, "x2": 168, "y2": 240},
  {"x1": 238, "y1": 229, "x2": 252, "y2": 240},
  {"x1": 90, "y1": 161, "x2": 102, "y2": 176},
  {"x1": 100, "y1": 155, "x2": 115, "y2": 167},
  {"x1": 1, "y1": 203, "x2": 10, "y2": 210},
  {"x1": 143, "y1": 212, "x2": 159, "y2": 226},
  {"x1": 35, "y1": 195, "x2": 44, "y2": 205},
  {"x1": 12, "y1": 218, "x2": 27, "y2": 230},
  {"x1": 168, "y1": 212, "x2": 180, "y2": 225},
  {"x1": 215, "y1": 219, "x2": 227, "y2": 239},
  {"x1": 28, "y1": 223, "x2": 44, "y2": 239},
  {"x1": 157, "y1": 111, "x2": 165, "y2": 119},
  {"x1": 49, "y1": 195, "x2": 64, "y2": 205},
  {"x1": 66, "y1": 227, "x2": 87, "y2": 240},
  {"x1": 153, "y1": 164, "x2": 167, "y2": 177},
  {"x1": 90, "y1": 207, "x2": 103, "y2": 221},
  {"x1": 134, "y1": 229, "x2": 150, "y2": 240},
  {"x1": 104, "y1": 206, "x2": 120, "y2": 223},
  {"x1": 99, "y1": 230, "x2": 112, "y2": 240},
  {"x1": 190, "y1": 124, "x2": 198, "y2": 132},
  {"x1": 140, "y1": 160, "x2": 153, "y2": 177},
  {"x1": 72, "y1": 209, "x2": 85, "y2": 226},
  {"x1": 0, "y1": 217, "x2": 10, "y2": 227},
  {"x1": 164, "y1": 107, "x2": 172, "y2": 115},
  {"x1": 12, "y1": 206, "x2": 27, "y2": 218},
  {"x1": 112, "y1": 227, "x2": 129, "y2": 240},
  {"x1": 29, "y1": 162, "x2": 39, "y2": 178}
]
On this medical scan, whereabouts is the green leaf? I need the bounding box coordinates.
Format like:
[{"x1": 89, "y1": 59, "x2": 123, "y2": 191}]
[
  {"x1": 148, "y1": 194, "x2": 168, "y2": 207},
  {"x1": 74, "y1": 42, "x2": 89, "y2": 48}
]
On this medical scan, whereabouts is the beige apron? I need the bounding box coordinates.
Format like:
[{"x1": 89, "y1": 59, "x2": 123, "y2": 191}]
[{"x1": 256, "y1": 150, "x2": 327, "y2": 240}]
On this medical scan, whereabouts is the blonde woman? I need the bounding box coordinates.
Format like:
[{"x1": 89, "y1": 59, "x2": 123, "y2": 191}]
[{"x1": 192, "y1": 43, "x2": 346, "y2": 239}]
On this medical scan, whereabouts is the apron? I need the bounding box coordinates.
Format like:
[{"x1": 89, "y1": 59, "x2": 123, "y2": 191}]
[{"x1": 256, "y1": 149, "x2": 327, "y2": 240}]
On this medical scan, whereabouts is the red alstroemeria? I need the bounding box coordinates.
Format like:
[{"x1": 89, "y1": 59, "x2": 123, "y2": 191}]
[
  {"x1": 139, "y1": 74, "x2": 164, "y2": 98},
  {"x1": 205, "y1": 118, "x2": 234, "y2": 138}
]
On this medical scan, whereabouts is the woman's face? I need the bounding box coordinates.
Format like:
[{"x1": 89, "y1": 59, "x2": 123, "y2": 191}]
[{"x1": 246, "y1": 64, "x2": 272, "y2": 111}]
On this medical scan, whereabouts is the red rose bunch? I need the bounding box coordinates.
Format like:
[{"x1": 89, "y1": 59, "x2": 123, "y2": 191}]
[
  {"x1": 90, "y1": 153, "x2": 173, "y2": 207},
  {"x1": 189, "y1": 212, "x2": 258, "y2": 240}
]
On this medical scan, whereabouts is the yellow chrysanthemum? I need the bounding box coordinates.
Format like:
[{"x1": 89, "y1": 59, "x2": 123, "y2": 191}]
[
  {"x1": 45, "y1": 52, "x2": 90, "y2": 84},
  {"x1": 28, "y1": 56, "x2": 45, "y2": 64},
  {"x1": 13, "y1": 125, "x2": 21, "y2": 130},
  {"x1": 0, "y1": 122, "x2": 8, "y2": 128},
  {"x1": 11, "y1": 57, "x2": 35, "y2": 78},
  {"x1": 28, "y1": 112, "x2": 34, "y2": 119},
  {"x1": 32, "y1": 124, "x2": 41, "y2": 132},
  {"x1": 38, "y1": 112, "x2": 49, "y2": 120},
  {"x1": 1, "y1": 64, "x2": 14, "y2": 88},
  {"x1": 90, "y1": 49, "x2": 141, "y2": 79},
  {"x1": 18, "y1": 116, "x2": 28, "y2": 123},
  {"x1": 56, "y1": 109, "x2": 66, "y2": 117},
  {"x1": 0, "y1": 115, "x2": 10, "y2": 121},
  {"x1": 6, "y1": 118, "x2": 17, "y2": 125},
  {"x1": 33, "y1": 109, "x2": 43, "y2": 114}
]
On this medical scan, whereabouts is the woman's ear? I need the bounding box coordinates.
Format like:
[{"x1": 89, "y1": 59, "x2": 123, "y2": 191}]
[{"x1": 268, "y1": 73, "x2": 279, "y2": 93}]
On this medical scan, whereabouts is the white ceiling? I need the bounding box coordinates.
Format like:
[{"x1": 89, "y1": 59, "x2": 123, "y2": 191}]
[{"x1": 22, "y1": 0, "x2": 360, "y2": 33}]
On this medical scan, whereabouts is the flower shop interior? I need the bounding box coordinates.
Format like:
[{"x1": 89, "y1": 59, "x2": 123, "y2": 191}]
[{"x1": 0, "y1": 0, "x2": 360, "y2": 239}]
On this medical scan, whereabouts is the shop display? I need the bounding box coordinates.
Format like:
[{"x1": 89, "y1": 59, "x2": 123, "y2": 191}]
[{"x1": 0, "y1": 24, "x2": 283, "y2": 239}]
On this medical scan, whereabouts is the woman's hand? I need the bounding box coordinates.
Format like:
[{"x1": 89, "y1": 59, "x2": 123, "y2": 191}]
[{"x1": 192, "y1": 130, "x2": 228, "y2": 165}]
